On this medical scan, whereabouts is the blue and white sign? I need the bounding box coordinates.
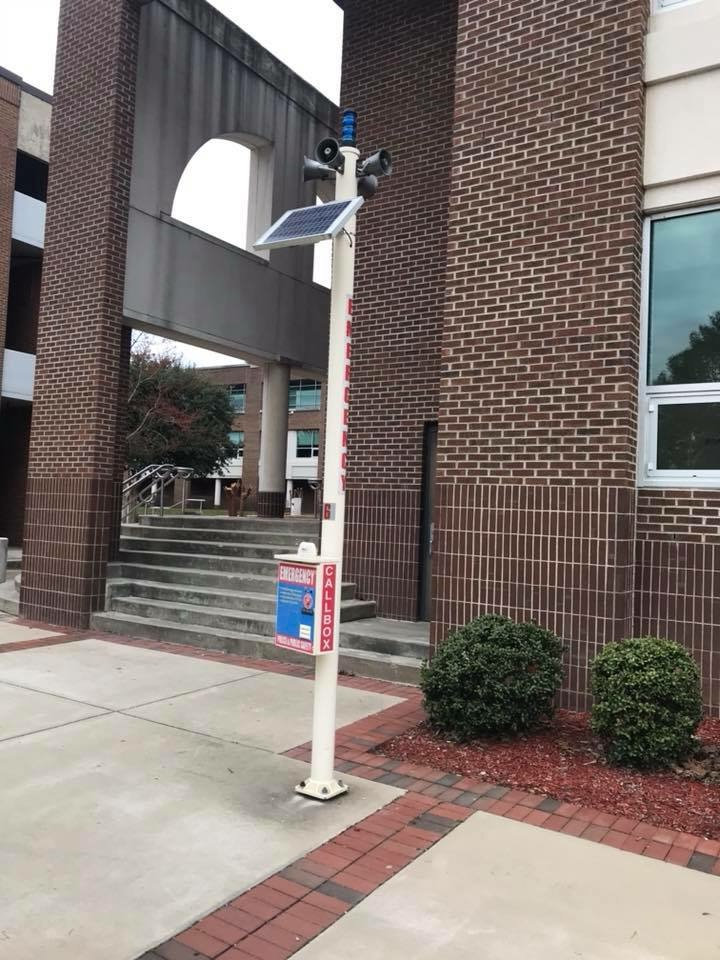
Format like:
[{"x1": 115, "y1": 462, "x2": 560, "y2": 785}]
[{"x1": 275, "y1": 561, "x2": 316, "y2": 654}]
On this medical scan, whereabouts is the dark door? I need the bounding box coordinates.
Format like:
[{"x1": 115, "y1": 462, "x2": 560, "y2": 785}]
[{"x1": 418, "y1": 421, "x2": 438, "y2": 621}]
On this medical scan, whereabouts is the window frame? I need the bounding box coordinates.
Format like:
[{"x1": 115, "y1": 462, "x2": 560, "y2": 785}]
[
  {"x1": 228, "y1": 383, "x2": 246, "y2": 414},
  {"x1": 228, "y1": 430, "x2": 244, "y2": 459},
  {"x1": 295, "y1": 428, "x2": 320, "y2": 459},
  {"x1": 638, "y1": 204, "x2": 720, "y2": 488},
  {"x1": 288, "y1": 379, "x2": 321, "y2": 412}
]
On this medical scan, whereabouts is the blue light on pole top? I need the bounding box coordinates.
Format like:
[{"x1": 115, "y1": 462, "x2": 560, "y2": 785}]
[{"x1": 341, "y1": 109, "x2": 357, "y2": 147}]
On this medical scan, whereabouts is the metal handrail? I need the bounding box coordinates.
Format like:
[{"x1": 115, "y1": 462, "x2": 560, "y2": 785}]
[{"x1": 121, "y1": 464, "x2": 193, "y2": 523}]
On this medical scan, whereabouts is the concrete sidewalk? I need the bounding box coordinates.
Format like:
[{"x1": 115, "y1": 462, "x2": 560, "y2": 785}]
[
  {"x1": 0, "y1": 632, "x2": 402, "y2": 960},
  {"x1": 3, "y1": 620, "x2": 718, "y2": 960},
  {"x1": 295, "y1": 812, "x2": 720, "y2": 960}
]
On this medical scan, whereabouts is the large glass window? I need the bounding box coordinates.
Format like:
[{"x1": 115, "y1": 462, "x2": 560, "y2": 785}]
[
  {"x1": 641, "y1": 207, "x2": 720, "y2": 485},
  {"x1": 289, "y1": 379, "x2": 321, "y2": 411},
  {"x1": 648, "y1": 210, "x2": 720, "y2": 386},
  {"x1": 228, "y1": 431, "x2": 244, "y2": 458},
  {"x1": 228, "y1": 384, "x2": 246, "y2": 413},
  {"x1": 296, "y1": 429, "x2": 320, "y2": 458}
]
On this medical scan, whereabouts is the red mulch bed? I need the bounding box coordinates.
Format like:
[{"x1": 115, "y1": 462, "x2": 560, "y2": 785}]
[{"x1": 379, "y1": 712, "x2": 720, "y2": 840}]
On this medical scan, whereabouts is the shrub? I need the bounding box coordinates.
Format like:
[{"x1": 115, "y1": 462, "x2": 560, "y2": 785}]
[
  {"x1": 420, "y1": 614, "x2": 563, "y2": 740},
  {"x1": 590, "y1": 637, "x2": 703, "y2": 769}
]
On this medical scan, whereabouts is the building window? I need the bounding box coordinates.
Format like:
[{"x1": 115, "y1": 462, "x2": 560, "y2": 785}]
[
  {"x1": 228, "y1": 431, "x2": 244, "y2": 458},
  {"x1": 289, "y1": 379, "x2": 321, "y2": 411},
  {"x1": 296, "y1": 429, "x2": 320, "y2": 458},
  {"x1": 640, "y1": 206, "x2": 720, "y2": 485},
  {"x1": 654, "y1": 0, "x2": 698, "y2": 9},
  {"x1": 229, "y1": 384, "x2": 246, "y2": 413}
]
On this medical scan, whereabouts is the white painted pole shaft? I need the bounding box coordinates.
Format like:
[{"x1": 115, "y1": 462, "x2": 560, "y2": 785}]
[{"x1": 299, "y1": 145, "x2": 359, "y2": 799}]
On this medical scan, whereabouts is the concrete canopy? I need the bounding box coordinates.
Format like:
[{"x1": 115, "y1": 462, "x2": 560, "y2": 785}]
[{"x1": 125, "y1": 0, "x2": 337, "y2": 370}]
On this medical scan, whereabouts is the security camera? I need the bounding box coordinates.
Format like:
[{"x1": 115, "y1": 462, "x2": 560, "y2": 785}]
[
  {"x1": 315, "y1": 138, "x2": 345, "y2": 173},
  {"x1": 303, "y1": 157, "x2": 337, "y2": 182},
  {"x1": 360, "y1": 149, "x2": 393, "y2": 178}
]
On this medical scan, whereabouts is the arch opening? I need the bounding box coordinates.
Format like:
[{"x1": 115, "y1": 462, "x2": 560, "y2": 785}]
[{"x1": 171, "y1": 136, "x2": 273, "y2": 255}]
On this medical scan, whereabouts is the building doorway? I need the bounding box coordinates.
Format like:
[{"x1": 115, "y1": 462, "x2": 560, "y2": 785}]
[{"x1": 418, "y1": 421, "x2": 438, "y2": 621}]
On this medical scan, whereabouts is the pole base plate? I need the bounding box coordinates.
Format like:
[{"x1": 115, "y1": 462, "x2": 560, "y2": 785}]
[{"x1": 295, "y1": 777, "x2": 349, "y2": 801}]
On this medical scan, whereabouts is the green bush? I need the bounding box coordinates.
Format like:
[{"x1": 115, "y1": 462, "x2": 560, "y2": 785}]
[
  {"x1": 590, "y1": 637, "x2": 703, "y2": 768},
  {"x1": 420, "y1": 614, "x2": 563, "y2": 740}
]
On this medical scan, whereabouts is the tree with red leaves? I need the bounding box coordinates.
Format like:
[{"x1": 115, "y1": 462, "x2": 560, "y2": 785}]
[{"x1": 127, "y1": 336, "x2": 235, "y2": 476}]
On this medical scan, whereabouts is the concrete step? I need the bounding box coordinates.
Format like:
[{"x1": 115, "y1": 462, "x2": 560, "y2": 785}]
[
  {"x1": 108, "y1": 595, "x2": 377, "y2": 637},
  {"x1": 121, "y1": 524, "x2": 317, "y2": 548},
  {"x1": 339, "y1": 619, "x2": 430, "y2": 659},
  {"x1": 110, "y1": 595, "x2": 278, "y2": 637},
  {"x1": 108, "y1": 563, "x2": 359, "y2": 601},
  {"x1": 118, "y1": 549, "x2": 277, "y2": 576},
  {"x1": 90, "y1": 611, "x2": 422, "y2": 685},
  {"x1": 139, "y1": 516, "x2": 320, "y2": 535},
  {"x1": 107, "y1": 580, "x2": 376, "y2": 623},
  {"x1": 120, "y1": 537, "x2": 296, "y2": 561}
]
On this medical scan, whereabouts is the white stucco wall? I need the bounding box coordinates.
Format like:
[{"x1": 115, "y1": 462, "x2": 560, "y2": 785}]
[
  {"x1": 17, "y1": 91, "x2": 51, "y2": 162},
  {"x1": 1, "y1": 350, "x2": 36, "y2": 402},
  {"x1": 645, "y1": 0, "x2": 720, "y2": 210}
]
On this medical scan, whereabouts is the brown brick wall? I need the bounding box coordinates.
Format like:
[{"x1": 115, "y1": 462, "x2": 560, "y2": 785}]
[
  {"x1": 20, "y1": 0, "x2": 142, "y2": 627},
  {"x1": 342, "y1": 0, "x2": 458, "y2": 618},
  {"x1": 636, "y1": 489, "x2": 720, "y2": 713},
  {"x1": 0, "y1": 74, "x2": 21, "y2": 391},
  {"x1": 427, "y1": 0, "x2": 648, "y2": 708}
]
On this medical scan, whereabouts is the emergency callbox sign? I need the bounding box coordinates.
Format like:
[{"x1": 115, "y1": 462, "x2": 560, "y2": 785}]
[{"x1": 275, "y1": 550, "x2": 338, "y2": 656}]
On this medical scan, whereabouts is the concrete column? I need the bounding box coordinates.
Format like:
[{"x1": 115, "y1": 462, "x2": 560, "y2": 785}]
[
  {"x1": 257, "y1": 362, "x2": 289, "y2": 517},
  {"x1": 214, "y1": 478, "x2": 222, "y2": 507}
]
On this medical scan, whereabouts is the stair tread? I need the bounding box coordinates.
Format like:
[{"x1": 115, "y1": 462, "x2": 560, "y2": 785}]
[
  {"x1": 123, "y1": 525, "x2": 312, "y2": 535},
  {"x1": 111, "y1": 579, "x2": 274, "y2": 602},
  {"x1": 110, "y1": 567, "x2": 358, "y2": 590},
  {"x1": 114, "y1": 580, "x2": 373, "y2": 609},
  {"x1": 112, "y1": 593, "x2": 374, "y2": 619},
  {"x1": 114, "y1": 596, "x2": 276, "y2": 622},
  {"x1": 121, "y1": 538, "x2": 306, "y2": 550},
  {"x1": 119, "y1": 549, "x2": 276, "y2": 564},
  {"x1": 93, "y1": 611, "x2": 422, "y2": 666},
  {"x1": 114, "y1": 561, "x2": 274, "y2": 579}
]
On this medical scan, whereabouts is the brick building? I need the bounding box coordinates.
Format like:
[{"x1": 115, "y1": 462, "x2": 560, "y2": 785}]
[
  {"x1": 0, "y1": 67, "x2": 50, "y2": 547},
  {"x1": 339, "y1": 0, "x2": 720, "y2": 711},
  {"x1": 196, "y1": 365, "x2": 324, "y2": 516},
  {"x1": 8, "y1": 0, "x2": 720, "y2": 712}
]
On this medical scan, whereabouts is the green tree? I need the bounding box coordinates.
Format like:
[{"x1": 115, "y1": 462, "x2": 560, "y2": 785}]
[
  {"x1": 127, "y1": 337, "x2": 235, "y2": 475},
  {"x1": 656, "y1": 310, "x2": 720, "y2": 386},
  {"x1": 655, "y1": 311, "x2": 720, "y2": 470}
]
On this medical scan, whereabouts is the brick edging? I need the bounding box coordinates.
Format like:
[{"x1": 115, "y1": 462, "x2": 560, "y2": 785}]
[
  {"x1": 140, "y1": 793, "x2": 469, "y2": 960},
  {"x1": 286, "y1": 705, "x2": 720, "y2": 877}
]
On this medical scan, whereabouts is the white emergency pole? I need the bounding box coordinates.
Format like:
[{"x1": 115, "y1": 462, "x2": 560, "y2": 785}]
[{"x1": 295, "y1": 139, "x2": 359, "y2": 801}]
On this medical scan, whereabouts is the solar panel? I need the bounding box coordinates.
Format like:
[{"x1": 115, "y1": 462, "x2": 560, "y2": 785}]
[{"x1": 254, "y1": 197, "x2": 364, "y2": 251}]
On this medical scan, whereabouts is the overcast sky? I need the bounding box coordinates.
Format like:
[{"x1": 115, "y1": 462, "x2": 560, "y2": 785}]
[{"x1": 0, "y1": 0, "x2": 342, "y2": 366}]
